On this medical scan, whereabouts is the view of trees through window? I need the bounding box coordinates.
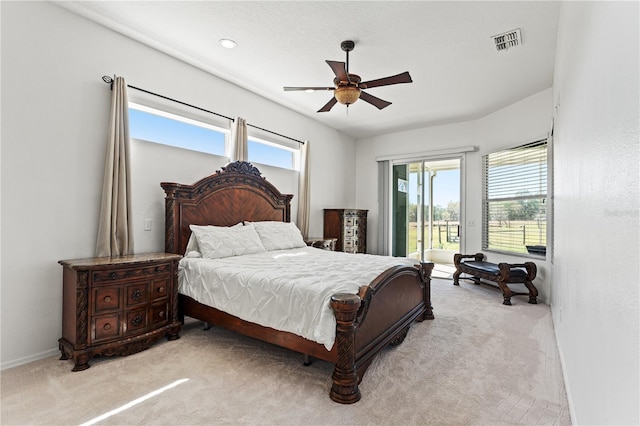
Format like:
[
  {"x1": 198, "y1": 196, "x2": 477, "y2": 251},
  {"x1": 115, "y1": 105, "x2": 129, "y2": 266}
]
[
  {"x1": 483, "y1": 140, "x2": 548, "y2": 256},
  {"x1": 393, "y1": 159, "x2": 461, "y2": 260}
]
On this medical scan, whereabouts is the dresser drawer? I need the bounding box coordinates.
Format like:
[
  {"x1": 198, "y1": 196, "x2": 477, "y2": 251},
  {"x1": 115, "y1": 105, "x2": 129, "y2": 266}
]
[
  {"x1": 125, "y1": 282, "x2": 149, "y2": 308},
  {"x1": 344, "y1": 227, "x2": 359, "y2": 238},
  {"x1": 92, "y1": 263, "x2": 172, "y2": 284},
  {"x1": 344, "y1": 217, "x2": 360, "y2": 227},
  {"x1": 151, "y1": 302, "x2": 169, "y2": 326},
  {"x1": 124, "y1": 308, "x2": 148, "y2": 335},
  {"x1": 93, "y1": 287, "x2": 122, "y2": 314},
  {"x1": 343, "y1": 238, "x2": 359, "y2": 251},
  {"x1": 92, "y1": 314, "x2": 122, "y2": 342},
  {"x1": 151, "y1": 278, "x2": 169, "y2": 301}
]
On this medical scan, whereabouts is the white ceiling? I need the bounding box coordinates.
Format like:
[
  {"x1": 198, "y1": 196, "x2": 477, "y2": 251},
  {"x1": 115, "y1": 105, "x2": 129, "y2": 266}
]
[{"x1": 54, "y1": 1, "x2": 560, "y2": 140}]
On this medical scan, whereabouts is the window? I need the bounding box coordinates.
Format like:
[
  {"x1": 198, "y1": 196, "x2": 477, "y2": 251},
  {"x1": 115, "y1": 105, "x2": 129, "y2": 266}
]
[
  {"x1": 128, "y1": 103, "x2": 227, "y2": 156},
  {"x1": 482, "y1": 139, "x2": 548, "y2": 256},
  {"x1": 248, "y1": 136, "x2": 298, "y2": 170}
]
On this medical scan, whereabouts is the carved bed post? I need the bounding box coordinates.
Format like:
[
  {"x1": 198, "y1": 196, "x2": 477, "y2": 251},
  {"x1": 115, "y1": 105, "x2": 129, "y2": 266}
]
[
  {"x1": 163, "y1": 188, "x2": 177, "y2": 254},
  {"x1": 329, "y1": 293, "x2": 362, "y2": 404},
  {"x1": 419, "y1": 262, "x2": 435, "y2": 320}
]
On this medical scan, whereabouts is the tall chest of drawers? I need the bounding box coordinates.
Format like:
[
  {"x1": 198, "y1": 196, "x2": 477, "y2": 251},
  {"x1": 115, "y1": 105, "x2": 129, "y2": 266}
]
[
  {"x1": 58, "y1": 253, "x2": 182, "y2": 371},
  {"x1": 323, "y1": 209, "x2": 368, "y2": 253}
]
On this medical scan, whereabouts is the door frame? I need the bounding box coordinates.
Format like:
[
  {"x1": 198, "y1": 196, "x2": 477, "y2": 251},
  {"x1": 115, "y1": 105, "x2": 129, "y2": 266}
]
[{"x1": 387, "y1": 152, "x2": 468, "y2": 261}]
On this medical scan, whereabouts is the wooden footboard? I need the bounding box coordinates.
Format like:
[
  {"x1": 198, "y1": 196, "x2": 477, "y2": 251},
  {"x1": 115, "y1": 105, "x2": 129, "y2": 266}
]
[
  {"x1": 330, "y1": 262, "x2": 434, "y2": 403},
  {"x1": 179, "y1": 261, "x2": 434, "y2": 404}
]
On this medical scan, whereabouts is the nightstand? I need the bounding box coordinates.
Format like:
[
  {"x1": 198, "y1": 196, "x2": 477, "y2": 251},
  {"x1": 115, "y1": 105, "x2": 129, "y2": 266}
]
[
  {"x1": 58, "y1": 253, "x2": 182, "y2": 371},
  {"x1": 323, "y1": 209, "x2": 368, "y2": 253},
  {"x1": 305, "y1": 237, "x2": 337, "y2": 251}
]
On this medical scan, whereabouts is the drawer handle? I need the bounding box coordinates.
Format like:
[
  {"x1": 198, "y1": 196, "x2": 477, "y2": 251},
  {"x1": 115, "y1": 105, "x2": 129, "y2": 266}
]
[
  {"x1": 109, "y1": 272, "x2": 117, "y2": 280},
  {"x1": 131, "y1": 289, "x2": 143, "y2": 302},
  {"x1": 103, "y1": 323, "x2": 111, "y2": 330},
  {"x1": 104, "y1": 296, "x2": 112, "y2": 303},
  {"x1": 157, "y1": 287, "x2": 164, "y2": 294},
  {"x1": 131, "y1": 314, "x2": 144, "y2": 327},
  {"x1": 158, "y1": 311, "x2": 165, "y2": 318}
]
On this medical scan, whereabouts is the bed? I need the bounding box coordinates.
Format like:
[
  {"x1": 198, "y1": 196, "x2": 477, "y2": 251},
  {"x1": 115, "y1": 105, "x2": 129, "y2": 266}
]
[{"x1": 161, "y1": 161, "x2": 434, "y2": 403}]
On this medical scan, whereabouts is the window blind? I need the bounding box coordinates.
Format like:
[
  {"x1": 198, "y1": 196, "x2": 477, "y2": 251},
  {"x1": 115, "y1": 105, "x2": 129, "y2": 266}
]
[{"x1": 482, "y1": 140, "x2": 548, "y2": 255}]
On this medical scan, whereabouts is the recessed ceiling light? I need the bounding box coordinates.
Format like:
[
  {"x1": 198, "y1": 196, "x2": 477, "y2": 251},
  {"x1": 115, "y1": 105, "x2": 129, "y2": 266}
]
[{"x1": 219, "y1": 38, "x2": 237, "y2": 49}]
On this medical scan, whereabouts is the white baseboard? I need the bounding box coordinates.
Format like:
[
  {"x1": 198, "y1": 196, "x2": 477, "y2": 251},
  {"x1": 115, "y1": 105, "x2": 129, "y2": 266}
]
[
  {"x1": 1, "y1": 348, "x2": 60, "y2": 371},
  {"x1": 550, "y1": 304, "x2": 576, "y2": 425}
]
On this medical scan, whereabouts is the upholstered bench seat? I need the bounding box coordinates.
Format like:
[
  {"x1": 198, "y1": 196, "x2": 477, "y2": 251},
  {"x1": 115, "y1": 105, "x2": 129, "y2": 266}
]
[
  {"x1": 462, "y1": 261, "x2": 528, "y2": 278},
  {"x1": 453, "y1": 253, "x2": 538, "y2": 305}
]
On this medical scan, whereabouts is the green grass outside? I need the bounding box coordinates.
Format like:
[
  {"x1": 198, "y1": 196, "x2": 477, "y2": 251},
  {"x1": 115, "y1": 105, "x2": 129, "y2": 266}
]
[{"x1": 406, "y1": 221, "x2": 546, "y2": 254}]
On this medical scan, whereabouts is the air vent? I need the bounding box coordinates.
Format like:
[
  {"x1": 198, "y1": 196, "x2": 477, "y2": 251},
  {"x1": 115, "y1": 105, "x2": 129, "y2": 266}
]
[{"x1": 492, "y1": 28, "x2": 522, "y2": 52}]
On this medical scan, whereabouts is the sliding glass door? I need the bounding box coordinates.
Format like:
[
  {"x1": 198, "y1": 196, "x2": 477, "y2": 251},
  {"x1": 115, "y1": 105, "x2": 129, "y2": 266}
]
[{"x1": 392, "y1": 158, "x2": 461, "y2": 263}]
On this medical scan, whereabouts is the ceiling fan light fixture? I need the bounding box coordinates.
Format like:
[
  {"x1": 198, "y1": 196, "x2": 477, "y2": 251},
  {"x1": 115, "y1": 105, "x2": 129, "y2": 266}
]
[{"x1": 334, "y1": 86, "x2": 361, "y2": 105}]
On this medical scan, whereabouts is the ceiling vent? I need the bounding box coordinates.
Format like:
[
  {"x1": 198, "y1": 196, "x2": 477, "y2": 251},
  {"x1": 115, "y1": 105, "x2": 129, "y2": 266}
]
[{"x1": 492, "y1": 28, "x2": 522, "y2": 52}]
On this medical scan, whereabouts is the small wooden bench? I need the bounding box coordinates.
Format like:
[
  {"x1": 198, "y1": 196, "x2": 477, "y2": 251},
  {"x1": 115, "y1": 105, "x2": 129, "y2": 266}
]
[{"x1": 453, "y1": 253, "x2": 538, "y2": 305}]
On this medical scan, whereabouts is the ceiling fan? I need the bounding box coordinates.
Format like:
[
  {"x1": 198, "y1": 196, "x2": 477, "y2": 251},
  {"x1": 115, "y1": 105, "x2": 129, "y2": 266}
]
[{"x1": 283, "y1": 40, "x2": 413, "y2": 112}]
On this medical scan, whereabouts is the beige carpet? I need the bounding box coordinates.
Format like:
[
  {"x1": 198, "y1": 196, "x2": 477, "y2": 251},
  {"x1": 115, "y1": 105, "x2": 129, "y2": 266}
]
[{"x1": 1, "y1": 278, "x2": 570, "y2": 425}]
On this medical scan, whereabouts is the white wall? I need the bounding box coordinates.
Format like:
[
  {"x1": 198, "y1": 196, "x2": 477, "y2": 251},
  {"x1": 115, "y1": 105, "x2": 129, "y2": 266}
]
[
  {"x1": 355, "y1": 88, "x2": 553, "y2": 300},
  {"x1": 0, "y1": 1, "x2": 355, "y2": 368},
  {"x1": 552, "y1": 2, "x2": 639, "y2": 424}
]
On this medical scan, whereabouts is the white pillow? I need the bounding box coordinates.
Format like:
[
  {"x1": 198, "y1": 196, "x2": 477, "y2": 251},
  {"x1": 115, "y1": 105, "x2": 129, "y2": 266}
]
[
  {"x1": 184, "y1": 222, "x2": 243, "y2": 256},
  {"x1": 252, "y1": 221, "x2": 307, "y2": 251},
  {"x1": 189, "y1": 223, "x2": 265, "y2": 259}
]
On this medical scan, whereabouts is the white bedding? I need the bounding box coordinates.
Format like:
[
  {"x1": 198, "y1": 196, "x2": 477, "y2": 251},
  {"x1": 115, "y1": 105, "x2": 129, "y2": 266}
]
[{"x1": 178, "y1": 247, "x2": 416, "y2": 350}]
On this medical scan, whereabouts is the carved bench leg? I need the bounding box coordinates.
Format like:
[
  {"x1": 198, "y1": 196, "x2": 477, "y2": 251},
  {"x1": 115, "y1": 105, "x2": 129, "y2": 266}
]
[
  {"x1": 524, "y1": 262, "x2": 538, "y2": 304},
  {"x1": 452, "y1": 270, "x2": 461, "y2": 285},
  {"x1": 498, "y1": 264, "x2": 514, "y2": 305},
  {"x1": 453, "y1": 254, "x2": 462, "y2": 285},
  {"x1": 525, "y1": 279, "x2": 538, "y2": 304},
  {"x1": 496, "y1": 279, "x2": 513, "y2": 305}
]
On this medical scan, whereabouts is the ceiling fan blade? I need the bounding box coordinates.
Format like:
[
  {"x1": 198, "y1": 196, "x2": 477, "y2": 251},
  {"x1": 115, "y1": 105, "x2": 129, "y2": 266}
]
[
  {"x1": 359, "y1": 91, "x2": 392, "y2": 110},
  {"x1": 360, "y1": 71, "x2": 412, "y2": 89},
  {"x1": 283, "y1": 87, "x2": 334, "y2": 91},
  {"x1": 317, "y1": 97, "x2": 338, "y2": 112},
  {"x1": 326, "y1": 60, "x2": 349, "y2": 83}
]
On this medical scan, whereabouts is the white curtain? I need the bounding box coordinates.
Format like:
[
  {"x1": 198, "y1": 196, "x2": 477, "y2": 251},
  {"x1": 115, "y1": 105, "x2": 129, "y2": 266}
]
[
  {"x1": 95, "y1": 76, "x2": 134, "y2": 257},
  {"x1": 297, "y1": 141, "x2": 310, "y2": 238},
  {"x1": 230, "y1": 116, "x2": 248, "y2": 162},
  {"x1": 377, "y1": 160, "x2": 390, "y2": 255}
]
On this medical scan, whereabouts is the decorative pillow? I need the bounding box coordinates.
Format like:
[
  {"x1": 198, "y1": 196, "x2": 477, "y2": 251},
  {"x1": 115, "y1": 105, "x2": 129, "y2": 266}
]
[
  {"x1": 184, "y1": 222, "x2": 243, "y2": 256},
  {"x1": 189, "y1": 223, "x2": 265, "y2": 259},
  {"x1": 252, "y1": 221, "x2": 307, "y2": 251}
]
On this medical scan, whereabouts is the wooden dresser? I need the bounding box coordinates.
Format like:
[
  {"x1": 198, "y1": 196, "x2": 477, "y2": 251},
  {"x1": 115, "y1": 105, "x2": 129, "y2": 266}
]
[
  {"x1": 58, "y1": 253, "x2": 182, "y2": 371},
  {"x1": 323, "y1": 209, "x2": 368, "y2": 253}
]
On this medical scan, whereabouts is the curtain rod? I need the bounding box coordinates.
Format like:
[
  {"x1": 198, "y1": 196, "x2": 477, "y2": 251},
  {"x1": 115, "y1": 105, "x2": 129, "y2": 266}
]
[{"x1": 102, "y1": 76, "x2": 305, "y2": 145}]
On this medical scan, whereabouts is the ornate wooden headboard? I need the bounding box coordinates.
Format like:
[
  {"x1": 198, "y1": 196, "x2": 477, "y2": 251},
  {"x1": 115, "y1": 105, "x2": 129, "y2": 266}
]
[{"x1": 161, "y1": 161, "x2": 293, "y2": 255}]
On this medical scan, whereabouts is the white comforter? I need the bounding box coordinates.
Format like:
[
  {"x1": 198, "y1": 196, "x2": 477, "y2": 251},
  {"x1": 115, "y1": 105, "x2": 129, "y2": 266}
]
[{"x1": 178, "y1": 247, "x2": 416, "y2": 350}]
